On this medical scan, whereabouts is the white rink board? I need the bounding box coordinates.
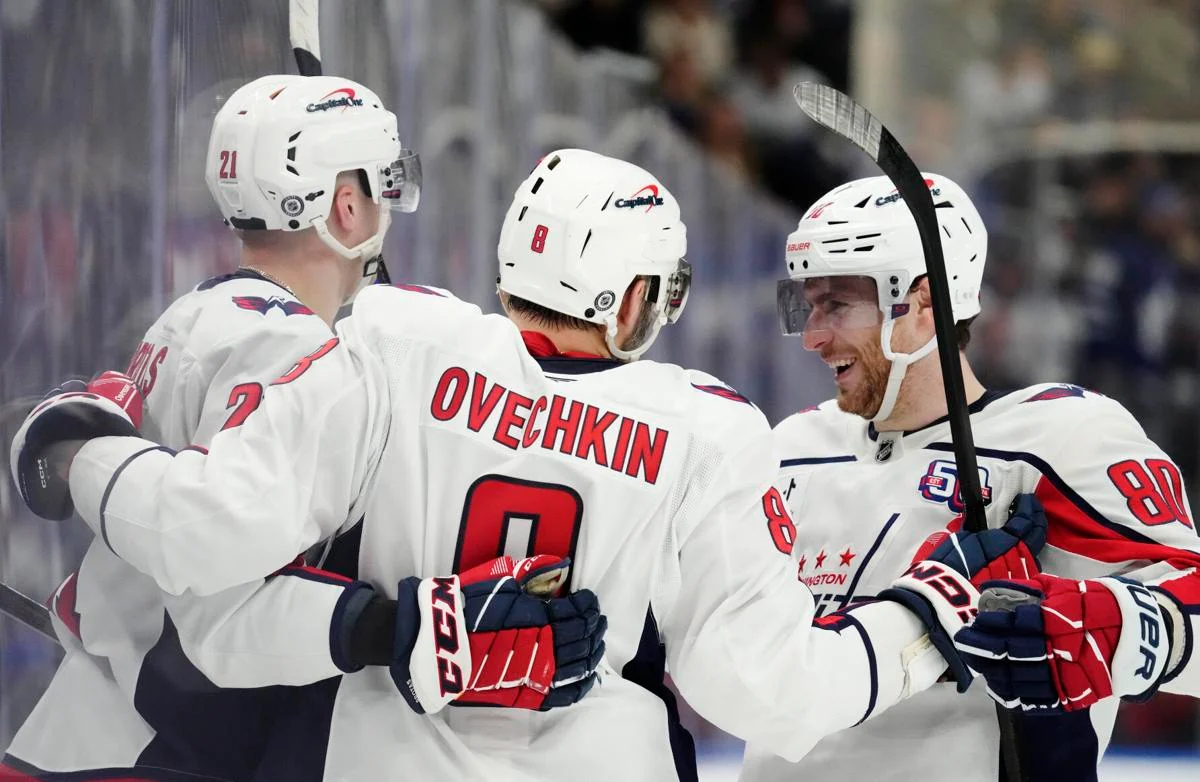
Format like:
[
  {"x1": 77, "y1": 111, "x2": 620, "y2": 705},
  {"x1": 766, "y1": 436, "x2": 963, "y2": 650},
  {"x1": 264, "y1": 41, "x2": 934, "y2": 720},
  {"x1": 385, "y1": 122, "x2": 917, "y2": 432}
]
[{"x1": 696, "y1": 751, "x2": 1200, "y2": 782}]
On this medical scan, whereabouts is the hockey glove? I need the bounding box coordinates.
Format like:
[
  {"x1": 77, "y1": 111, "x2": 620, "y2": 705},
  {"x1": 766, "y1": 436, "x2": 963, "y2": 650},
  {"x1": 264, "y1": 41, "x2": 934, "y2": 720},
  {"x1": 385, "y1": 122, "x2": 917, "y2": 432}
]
[
  {"x1": 338, "y1": 555, "x2": 606, "y2": 714},
  {"x1": 10, "y1": 371, "x2": 144, "y2": 521},
  {"x1": 879, "y1": 494, "x2": 1049, "y2": 691},
  {"x1": 954, "y1": 574, "x2": 1171, "y2": 713}
]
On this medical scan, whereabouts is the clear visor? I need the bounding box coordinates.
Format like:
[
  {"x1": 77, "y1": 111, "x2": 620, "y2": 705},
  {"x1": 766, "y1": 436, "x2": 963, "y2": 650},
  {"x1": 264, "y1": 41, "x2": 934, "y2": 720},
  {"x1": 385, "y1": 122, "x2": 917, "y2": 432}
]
[
  {"x1": 663, "y1": 259, "x2": 692, "y2": 324},
  {"x1": 776, "y1": 275, "x2": 893, "y2": 336},
  {"x1": 379, "y1": 150, "x2": 421, "y2": 213}
]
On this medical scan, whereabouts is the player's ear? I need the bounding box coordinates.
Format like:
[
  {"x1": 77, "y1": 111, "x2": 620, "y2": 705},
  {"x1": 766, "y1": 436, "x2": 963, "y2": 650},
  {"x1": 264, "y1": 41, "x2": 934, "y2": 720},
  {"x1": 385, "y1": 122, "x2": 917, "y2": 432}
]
[{"x1": 617, "y1": 278, "x2": 648, "y2": 330}]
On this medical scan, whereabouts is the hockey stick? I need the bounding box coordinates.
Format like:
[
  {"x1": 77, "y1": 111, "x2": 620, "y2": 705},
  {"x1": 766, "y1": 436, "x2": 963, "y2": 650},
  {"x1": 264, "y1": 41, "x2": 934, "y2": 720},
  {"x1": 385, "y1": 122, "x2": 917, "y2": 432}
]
[
  {"x1": 0, "y1": 581, "x2": 56, "y2": 642},
  {"x1": 289, "y1": 0, "x2": 322, "y2": 76},
  {"x1": 793, "y1": 82, "x2": 1026, "y2": 782}
]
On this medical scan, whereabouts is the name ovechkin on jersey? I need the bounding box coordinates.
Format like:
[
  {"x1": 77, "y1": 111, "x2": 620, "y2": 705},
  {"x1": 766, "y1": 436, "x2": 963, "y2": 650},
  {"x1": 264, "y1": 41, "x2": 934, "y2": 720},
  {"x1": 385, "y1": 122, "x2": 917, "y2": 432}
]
[{"x1": 429, "y1": 366, "x2": 669, "y2": 485}]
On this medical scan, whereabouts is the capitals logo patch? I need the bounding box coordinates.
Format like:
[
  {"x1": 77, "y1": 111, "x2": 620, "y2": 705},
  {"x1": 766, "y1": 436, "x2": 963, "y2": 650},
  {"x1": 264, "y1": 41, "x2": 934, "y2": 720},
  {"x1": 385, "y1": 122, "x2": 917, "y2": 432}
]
[
  {"x1": 919, "y1": 460, "x2": 992, "y2": 514},
  {"x1": 232, "y1": 296, "x2": 315, "y2": 317},
  {"x1": 1022, "y1": 385, "x2": 1086, "y2": 403}
]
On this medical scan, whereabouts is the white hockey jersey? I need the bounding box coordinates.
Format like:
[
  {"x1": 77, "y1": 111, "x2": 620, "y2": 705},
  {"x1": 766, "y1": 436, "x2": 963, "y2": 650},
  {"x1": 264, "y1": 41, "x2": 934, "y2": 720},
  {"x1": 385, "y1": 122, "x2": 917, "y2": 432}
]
[
  {"x1": 742, "y1": 387, "x2": 1200, "y2": 782},
  {"x1": 3, "y1": 269, "x2": 333, "y2": 781},
  {"x1": 61, "y1": 284, "x2": 952, "y2": 781}
]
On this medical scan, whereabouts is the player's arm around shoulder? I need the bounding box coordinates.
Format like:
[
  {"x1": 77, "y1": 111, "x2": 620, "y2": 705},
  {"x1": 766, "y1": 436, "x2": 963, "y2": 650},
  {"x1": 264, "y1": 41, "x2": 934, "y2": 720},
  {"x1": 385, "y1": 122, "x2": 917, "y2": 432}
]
[
  {"x1": 66, "y1": 330, "x2": 386, "y2": 596},
  {"x1": 658, "y1": 375, "x2": 943, "y2": 760}
]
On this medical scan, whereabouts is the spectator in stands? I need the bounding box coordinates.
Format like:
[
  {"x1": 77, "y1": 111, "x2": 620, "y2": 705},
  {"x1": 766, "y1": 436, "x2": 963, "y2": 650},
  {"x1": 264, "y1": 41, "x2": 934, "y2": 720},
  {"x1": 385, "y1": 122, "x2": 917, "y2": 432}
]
[{"x1": 643, "y1": 0, "x2": 733, "y2": 90}]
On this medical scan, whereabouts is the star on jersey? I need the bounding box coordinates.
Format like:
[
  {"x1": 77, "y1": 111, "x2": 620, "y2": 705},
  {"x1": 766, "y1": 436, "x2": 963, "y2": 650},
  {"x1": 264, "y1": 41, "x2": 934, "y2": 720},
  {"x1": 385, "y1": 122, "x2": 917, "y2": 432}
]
[
  {"x1": 815, "y1": 550, "x2": 827, "y2": 568},
  {"x1": 839, "y1": 548, "x2": 856, "y2": 567}
]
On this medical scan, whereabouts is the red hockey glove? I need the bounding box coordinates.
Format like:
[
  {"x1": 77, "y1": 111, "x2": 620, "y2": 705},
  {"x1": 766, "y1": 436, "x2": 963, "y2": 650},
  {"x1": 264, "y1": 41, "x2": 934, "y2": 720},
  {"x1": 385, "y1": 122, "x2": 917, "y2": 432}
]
[
  {"x1": 10, "y1": 371, "x2": 144, "y2": 521},
  {"x1": 387, "y1": 555, "x2": 606, "y2": 714},
  {"x1": 955, "y1": 573, "x2": 1170, "y2": 712}
]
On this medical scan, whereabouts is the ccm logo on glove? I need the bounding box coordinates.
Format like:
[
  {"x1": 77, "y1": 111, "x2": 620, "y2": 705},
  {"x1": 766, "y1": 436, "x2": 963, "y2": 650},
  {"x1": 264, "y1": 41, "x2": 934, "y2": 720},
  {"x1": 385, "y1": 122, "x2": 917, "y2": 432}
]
[{"x1": 430, "y1": 577, "x2": 466, "y2": 696}]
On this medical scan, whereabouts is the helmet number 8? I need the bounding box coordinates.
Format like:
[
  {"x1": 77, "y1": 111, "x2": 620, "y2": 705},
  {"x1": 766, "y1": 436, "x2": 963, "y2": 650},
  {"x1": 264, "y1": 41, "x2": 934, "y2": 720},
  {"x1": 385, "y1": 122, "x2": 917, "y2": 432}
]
[{"x1": 531, "y1": 224, "x2": 549, "y2": 254}]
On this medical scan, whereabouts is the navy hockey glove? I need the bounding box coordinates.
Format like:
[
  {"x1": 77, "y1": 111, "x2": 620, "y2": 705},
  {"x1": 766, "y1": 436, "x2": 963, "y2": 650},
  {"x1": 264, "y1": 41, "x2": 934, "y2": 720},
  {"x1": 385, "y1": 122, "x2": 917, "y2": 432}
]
[
  {"x1": 879, "y1": 494, "x2": 1048, "y2": 691},
  {"x1": 10, "y1": 371, "x2": 144, "y2": 521},
  {"x1": 337, "y1": 555, "x2": 606, "y2": 714},
  {"x1": 955, "y1": 574, "x2": 1171, "y2": 713}
]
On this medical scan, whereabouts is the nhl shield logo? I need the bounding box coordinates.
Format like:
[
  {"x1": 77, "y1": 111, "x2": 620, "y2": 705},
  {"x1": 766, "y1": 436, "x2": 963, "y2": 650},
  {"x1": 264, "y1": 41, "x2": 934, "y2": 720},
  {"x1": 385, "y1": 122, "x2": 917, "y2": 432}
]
[
  {"x1": 875, "y1": 439, "x2": 894, "y2": 462},
  {"x1": 594, "y1": 290, "x2": 616, "y2": 312},
  {"x1": 281, "y1": 195, "x2": 305, "y2": 217}
]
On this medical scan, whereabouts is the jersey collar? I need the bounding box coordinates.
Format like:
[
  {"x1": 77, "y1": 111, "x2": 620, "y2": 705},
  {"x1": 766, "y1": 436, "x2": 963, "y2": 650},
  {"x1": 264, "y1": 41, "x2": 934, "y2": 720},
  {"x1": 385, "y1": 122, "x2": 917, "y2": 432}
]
[
  {"x1": 520, "y1": 331, "x2": 624, "y2": 375},
  {"x1": 866, "y1": 388, "x2": 1012, "y2": 441}
]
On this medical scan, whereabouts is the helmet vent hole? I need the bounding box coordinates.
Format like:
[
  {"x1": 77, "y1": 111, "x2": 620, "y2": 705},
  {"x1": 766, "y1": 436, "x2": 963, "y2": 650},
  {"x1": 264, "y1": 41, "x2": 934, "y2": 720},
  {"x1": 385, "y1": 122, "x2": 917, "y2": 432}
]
[
  {"x1": 504, "y1": 262, "x2": 515, "y2": 267},
  {"x1": 853, "y1": 245, "x2": 875, "y2": 252},
  {"x1": 560, "y1": 281, "x2": 578, "y2": 292},
  {"x1": 969, "y1": 253, "x2": 978, "y2": 263},
  {"x1": 961, "y1": 217, "x2": 973, "y2": 234},
  {"x1": 581, "y1": 229, "x2": 593, "y2": 255},
  {"x1": 942, "y1": 225, "x2": 952, "y2": 239},
  {"x1": 827, "y1": 220, "x2": 848, "y2": 225},
  {"x1": 531, "y1": 177, "x2": 545, "y2": 194},
  {"x1": 286, "y1": 165, "x2": 299, "y2": 176},
  {"x1": 518, "y1": 205, "x2": 528, "y2": 221},
  {"x1": 288, "y1": 131, "x2": 302, "y2": 142},
  {"x1": 953, "y1": 275, "x2": 959, "y2": 280},
  {"x1": 286, "y1": 147, "x2": 296, "y2": 161},
  {"x1": 547, "y1": 155, "x2": 562, "y2": 170},
  {"x1": 934, "y1": 201, "x2": 952, "y2": 209},
  {"x1": 828, "y1": 249, "x2": 847, "y2": 254},
  {"x1": 802, "y1": 260, "x2": 809, "y2": 268},
  {"x1": 854, "y1": 196, "x2": 870, "y2": 208},
  {"x1": 269, "y1": 87, "x2": 286, "y2": 100},
  {"x1": 788, "y1": 261, "x2": 794, "y2": 270},
  {"x1": 602, "y1": 191, "x2": 614, "y2": 211},
  {"x1": 856, "y1": 232, "x2": 881, "y2": 240}
]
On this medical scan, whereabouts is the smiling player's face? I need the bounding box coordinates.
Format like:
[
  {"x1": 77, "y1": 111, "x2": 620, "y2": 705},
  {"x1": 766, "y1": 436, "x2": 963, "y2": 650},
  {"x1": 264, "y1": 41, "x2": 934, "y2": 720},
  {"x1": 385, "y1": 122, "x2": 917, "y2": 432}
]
[{"x1": 799, "y1": 277, "x2": 891, "y2": 419}]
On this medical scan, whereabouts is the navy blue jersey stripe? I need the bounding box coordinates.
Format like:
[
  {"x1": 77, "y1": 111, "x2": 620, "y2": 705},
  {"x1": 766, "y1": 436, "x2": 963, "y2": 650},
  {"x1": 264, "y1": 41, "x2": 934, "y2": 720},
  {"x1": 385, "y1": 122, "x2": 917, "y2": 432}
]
[
  {"x1": 780, "y1": 455, "x2": 857, "y2": 467},
  {"x1": 926, "y1": 443, "x2": 1160, "y2": 546}
]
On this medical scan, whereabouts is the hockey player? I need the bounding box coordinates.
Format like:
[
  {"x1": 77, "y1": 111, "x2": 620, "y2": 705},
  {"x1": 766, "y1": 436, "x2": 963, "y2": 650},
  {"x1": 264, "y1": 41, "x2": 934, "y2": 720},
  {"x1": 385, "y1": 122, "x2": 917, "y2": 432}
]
[
  {"x1": 8, "y1": 149, "x2": 1038, "y2": 780},
  {"x1": 2, "y1": 75, "x2": 601, "y2": 781},
  {"x1": 743, "y1": 173, "x2": 1200, "y2": 782}
]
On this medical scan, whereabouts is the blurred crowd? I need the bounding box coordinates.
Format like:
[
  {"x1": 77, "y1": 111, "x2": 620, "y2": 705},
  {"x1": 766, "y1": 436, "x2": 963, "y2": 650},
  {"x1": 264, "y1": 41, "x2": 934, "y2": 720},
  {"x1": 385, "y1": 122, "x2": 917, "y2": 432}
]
[{"x1": 539, "y1": 0, "x2": 855, "y2": 211}]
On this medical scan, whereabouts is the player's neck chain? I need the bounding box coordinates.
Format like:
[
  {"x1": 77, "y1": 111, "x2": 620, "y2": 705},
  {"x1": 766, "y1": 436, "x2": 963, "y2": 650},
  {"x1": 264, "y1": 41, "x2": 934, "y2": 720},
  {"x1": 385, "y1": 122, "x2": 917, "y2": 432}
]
[{"x1": 239, "y1": 265, "x2": 299, "y2": 299}]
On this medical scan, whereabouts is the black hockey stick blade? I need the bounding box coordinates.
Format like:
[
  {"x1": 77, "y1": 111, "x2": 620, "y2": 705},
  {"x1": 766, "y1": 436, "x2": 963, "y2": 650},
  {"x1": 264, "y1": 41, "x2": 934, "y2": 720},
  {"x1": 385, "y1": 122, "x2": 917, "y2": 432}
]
[
  {"x1": 794, "y1": 82, "x2": 1026, "y2": 782},
  {"x1": 289, "y1": 0, "x2": 322, "y2": 76},
  {"x1": 0, "y1": 581, "x2": 57, "y2": 643}
]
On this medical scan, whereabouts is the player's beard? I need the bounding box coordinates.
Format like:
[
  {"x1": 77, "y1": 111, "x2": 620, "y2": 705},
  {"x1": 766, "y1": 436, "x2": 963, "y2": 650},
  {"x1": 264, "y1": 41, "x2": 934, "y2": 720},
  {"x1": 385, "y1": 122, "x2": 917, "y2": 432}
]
[{"x1": 834, "y1": 333, "x2": 891, "y2": 419}]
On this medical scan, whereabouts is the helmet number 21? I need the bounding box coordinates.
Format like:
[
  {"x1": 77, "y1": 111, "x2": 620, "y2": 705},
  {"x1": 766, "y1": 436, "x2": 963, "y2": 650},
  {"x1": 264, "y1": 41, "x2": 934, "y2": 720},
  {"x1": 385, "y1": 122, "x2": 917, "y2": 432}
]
[{"x1": 218, "y1": 149, "x2": 239, "y2": 179}]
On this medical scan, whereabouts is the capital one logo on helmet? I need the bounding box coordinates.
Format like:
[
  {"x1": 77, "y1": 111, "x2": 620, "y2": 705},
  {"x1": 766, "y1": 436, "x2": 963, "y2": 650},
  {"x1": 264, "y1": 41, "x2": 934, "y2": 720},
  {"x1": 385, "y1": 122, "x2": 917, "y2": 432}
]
[
  {"x1": 306, "y1": 87, "x2": 365, "y2": 113},
  {"x1": 615, "y1": 184, "x2": 665, "y2": 212},
  {"x1": 875, "y1": 178, "x2": 941, "y2": 207}
]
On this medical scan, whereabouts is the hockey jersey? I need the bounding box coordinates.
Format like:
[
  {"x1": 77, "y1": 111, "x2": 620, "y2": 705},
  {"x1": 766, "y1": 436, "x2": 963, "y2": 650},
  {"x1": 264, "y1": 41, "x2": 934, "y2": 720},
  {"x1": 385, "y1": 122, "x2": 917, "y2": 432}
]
[
  {"x1": 61, "y1": 284, "x2": 952, "y2": 781},
  {"x1": 742, "y1": 387, "x2": 1200, "y2": 782},
  {"x1": 3, "y1": 269, "x2": 333, "y2": 781}
]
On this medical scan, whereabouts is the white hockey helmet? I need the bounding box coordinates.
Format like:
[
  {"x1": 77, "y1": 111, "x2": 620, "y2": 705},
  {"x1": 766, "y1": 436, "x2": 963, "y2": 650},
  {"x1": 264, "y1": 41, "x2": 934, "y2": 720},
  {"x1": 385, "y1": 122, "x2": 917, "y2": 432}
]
[
  {"x1": 497, "y1": 149, "x2": 690, "y2": 361},
  {"x1": 206, "y1": 74, "x2": 421, "y2": 281},
  {"x1": 776, "y1": 173, "x2": 988, "y2": 420}
]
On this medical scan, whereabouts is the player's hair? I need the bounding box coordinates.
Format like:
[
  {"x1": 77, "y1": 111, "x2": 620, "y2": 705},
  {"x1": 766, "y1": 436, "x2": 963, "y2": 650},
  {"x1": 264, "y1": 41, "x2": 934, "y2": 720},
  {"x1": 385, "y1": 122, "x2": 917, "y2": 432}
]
[
  {"x1": 504, "y1": 294, "x2": 600, "y2": 333},
  {"x1": 910, "y1": 275, "x2": 974, "y2": 350}
]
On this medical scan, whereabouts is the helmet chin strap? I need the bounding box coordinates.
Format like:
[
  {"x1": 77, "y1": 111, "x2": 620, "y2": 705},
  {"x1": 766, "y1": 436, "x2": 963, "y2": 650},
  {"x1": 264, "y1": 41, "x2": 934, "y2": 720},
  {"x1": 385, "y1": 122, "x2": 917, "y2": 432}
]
[
  {"x1": 872, "y1": 319, "x2": 937, "y2": 423},
  {"x1": 311, "y1": 211, "x2": 392, "y2": 305},
  {"x1": 605, "y1": 314, "x2": 666, "y2": 362}
]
